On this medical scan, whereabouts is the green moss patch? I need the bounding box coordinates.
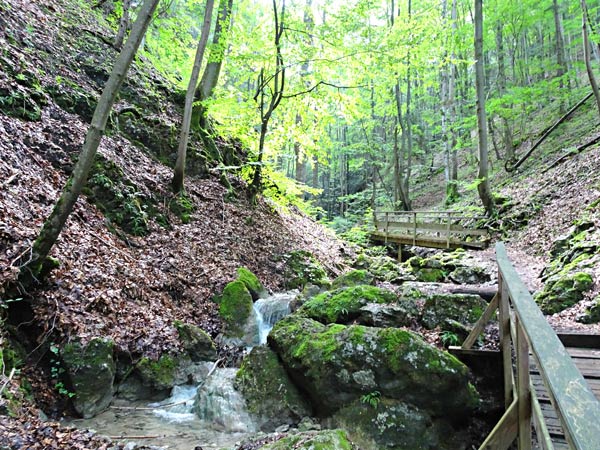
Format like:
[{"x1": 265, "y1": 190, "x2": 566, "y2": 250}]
[
  {"x1": 236, "y1": 267, "x2": 266, "y2": 300},
  {"x1": 136, "y1": 354, "x2": 177, "y2": 391},
  {"x1": 536, "y1": 271, "x2": 594, "y2": 314},
  {"x1": 218, "y1": 280, "x2": 254, "y2": 338},
  {"x1": 283, "y1": 250, "x2": 329, "y2": 289}
]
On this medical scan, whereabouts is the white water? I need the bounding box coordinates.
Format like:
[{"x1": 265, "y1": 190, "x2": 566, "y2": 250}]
[{"x1": 253, "y1": 291, "x2": 296, "y2": 344}]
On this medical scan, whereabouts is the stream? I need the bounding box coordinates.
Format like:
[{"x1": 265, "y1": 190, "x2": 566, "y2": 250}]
[{"x1": 64, "y1": 291, "x2": 296, "y2": 449}]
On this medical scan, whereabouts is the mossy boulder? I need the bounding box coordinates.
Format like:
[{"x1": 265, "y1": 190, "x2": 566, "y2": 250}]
[
  {"x1": 421, "y1": 293, "x2": 487, "y2": 330},
  {"x1": 404, "y1": 251, "x2": 491, "y2": 285},
  {"x1": 578, "y1": 296, "x2": 600, "y2": 324},
  {"x1": 174, "y1": 321, "x2": 217, "y2": 362},
  {"x1": 283, "y1": 250, "x2": 329, "y2": 289},
  {"x1": 298, "y1": 285, "x2": 399, "y2": 324},
  {"x1": 353, "y1": 251, "x2": 413, "y2": 284},
  {"x1": 258, "y1": 429, "x2": 354, "y2": 450},
  {"x1": 269, "y1": 316, "x2": 478, "y2": 418},
  {"x1": 332, "y1": 398, "x2": 461, "y2": 450},
  {"x1": 331, "y1": 270, "x2": 374, "y2": 289},
  {"x1": 218, "y1": 280, "x2": 255, "y2": 341},
  {"x1": 536, "y1": 272, "x2": 594, "y2": 315},
  {"x1": 61, "y1": 338, "x2": 115, "y2": 418},
  {"x1": 236, "y1": 267, "x2": 267, "y2": 300},
  {"x1": 135, "y1": 354, "x2": 179, "y2": 393},
  {"x1": 234, "y1": 346, "x2": 311, "y2": 431}
]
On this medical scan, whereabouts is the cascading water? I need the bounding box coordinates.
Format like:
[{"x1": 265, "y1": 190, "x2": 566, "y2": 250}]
[
  {"x1": 253, "y1": 291, "x2": 296, "y2": 344},
  {"x1": 193, "y1": 368, "x2": 256, "y2": 432}
]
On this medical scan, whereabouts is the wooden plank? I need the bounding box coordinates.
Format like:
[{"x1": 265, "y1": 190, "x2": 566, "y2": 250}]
[
  {"x1": 370, "y1": 232, "x2": 488, "y2": 249},
  {"x1": 558, "y1": 333, "x2": 600, "y2": 349},
  {"x1": 374, "y1": 220, "x2": 489, "y2": 236},
  {"x1": 517, "y1": 319, "x2": 532, "y2": 450},
  {"x1": 479, "y1": 398, "x2": 519, "y2": 450},
  {"x1": 532, "y1": 386, "x2": 555, "y2": 450},
  {"x1": 566, "y1": 348, "x2": 600, "y2": 359},
  {"x1": 496, "y1": 242, "x2": 600, "y2": 450},
  {"x1": 462, "y1": 293, "x2": 499, "y2": 349},
  {"x1": 499, "y1": 275, "x2": 514, "y2": 409}
]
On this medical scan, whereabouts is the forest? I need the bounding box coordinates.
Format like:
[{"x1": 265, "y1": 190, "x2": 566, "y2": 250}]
[{"x1": 1, "y1": 0, "x2": 600, "y2": 448}]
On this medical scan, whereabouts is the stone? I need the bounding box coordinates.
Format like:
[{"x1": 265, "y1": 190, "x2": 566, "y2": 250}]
[
  {"x1": 236, "y1": 267, "x2": 267, "y2": 300},
  {"x1": 421, "y1": 293, "x2": 487, "y2": 330},
  {"x1": 218, "y1": 280, "x2": 255, "y2": 341},
  {"x1": 283, "y1": 250, "x2": 329, "y2": 289},
  {"x1": 331, "y1": 269, "x2": 374, "y2": 289},
  {"x1": 448, "y1": 265, "x2": 491, "y2": 285},
  {"x1": 353, "y1": 251, "x2": 414, "y2": 284},
  {"x1": 332, "y1": 398, "x2": 462, "y2": 450},
  {"x1": 298, "y1": 285, "x2": 399, "y2": 324},
  {"x1": 535, "y1": 271, "x2": 594, "y2": 315},
  {"x1": 258, "y1": 429, "x2": 354, "y2": 450},
  {"x1": 174, "y1": 321, "x2": 217, "y2": 362},
  {"x1": 234, "y1": 346, "x2": 311, "y2": 431},
  {"x1": 269, "y1": 315, "x2": 478, "y2": 418},
  {"x1": 578, "y1": 296, "x2": 600, "y2": 324},
  {"x1": 61, "y1": 338, "x2": 115, "y2": 418},
  {"x1": 357, "y1": 302, "x2": 419, "y2": 328}
]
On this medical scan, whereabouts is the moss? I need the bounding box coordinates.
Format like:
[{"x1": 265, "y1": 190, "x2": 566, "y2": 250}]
[
  {"x1": 236, "y1": 267, "x2": 266, "y2": 300},
  {"x1": 174, "y1": 321, "x2": 217, "y2": 362},
  {"x1": 299, "y1": 285, "x2": 397, "y2": 324},
  {"x1": 283, "y1": 250, "x2": 329, "y2": 289},
  {"x1": 136, "y1": 354, "x2": 177, "y2": 390},
  {"x1": 536, "y1": 271, "x2": 594, "y2": 314},
  {"x1": 579, "y1": 296, "x2": 600, "y2": 324},
  {"x1": 331, "y1": 270, "x2": 374, "y2": 289},
  {"x1": 169, "y1": 193, "x2": 195, "y2": 224},
  {"x1": 260, "y1": 430, "x2": 353, "y2": 450},
  {"x1": 219, "y1": 281, "x2": 253, "y2": 322}
]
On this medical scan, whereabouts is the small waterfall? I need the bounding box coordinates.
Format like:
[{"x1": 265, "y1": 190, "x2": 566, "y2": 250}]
[
  {"x1": 150, "y1": 384, "x2": 197, "y2": 423},
  {"x1": 253, "y1": 291, "x2": 296, "y2": 344},
  {"x1": 193, "y1": 368, "x2": 255, "y2": 432}
]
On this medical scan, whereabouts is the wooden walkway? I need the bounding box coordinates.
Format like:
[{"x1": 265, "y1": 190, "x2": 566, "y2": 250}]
[
  {"x1": 451, "y1": 243, "x2": 600, "y2": 450},
  {"x1": 370, "y1": 210, "x2": 489, "y2": 250},
  {"x1": 530, "y1": 342, "x2": 600, "y2": 449}
]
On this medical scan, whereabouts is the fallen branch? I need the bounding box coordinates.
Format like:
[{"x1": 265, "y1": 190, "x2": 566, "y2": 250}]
[
  {"x1": 0, "y1": 368, "x2": 16, "y2": 396},
  {"x1": 506, "y1": 92, "x2": 594, "y2": 172},
  {"x1": 1, "y1": 173, "x2": 18, "y2": 188},
  {"x1": 543, "y1": 133, "x2": 600, "y2": 173}
]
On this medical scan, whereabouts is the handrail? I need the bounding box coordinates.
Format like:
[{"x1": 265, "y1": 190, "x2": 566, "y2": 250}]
[{"x1": 463, "y1": 243, "x2": 600, "y2": 449}]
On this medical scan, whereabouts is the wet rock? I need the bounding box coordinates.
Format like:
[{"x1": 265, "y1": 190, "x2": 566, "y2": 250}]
[
  {"x1": 235, "y1": 346, "x2": 311, "y2": 431},
  {"x1": 258, "y1": 429, "x2": 354, "y2": 450},
  {"x1": 332, "y1": 398, "x2": 462, "y2": 450},
  {"x1": 421, "y1": 293, "x2": 487, "y2": 330},
  {"x1": 269, "y1": 315, "x2": 479, "y2": 418},
  {"x1": 175, "y1": 321, "x2": 217, "y2": 362},
  {"x1": 217, "y1": 280, "x2": 256, "y2": 343},
  {"x1": 236, "y1": 267, "x2": 268, "y2": 300},
  {"x1": 61, "y1": 338, "x2": 115, "y2": 418}
]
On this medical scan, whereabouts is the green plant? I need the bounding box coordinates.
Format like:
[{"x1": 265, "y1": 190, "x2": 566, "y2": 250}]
[
  {"x1": 360, "y1": 390, "x2": 381, "y2": 408},
  {"x1": 48, "y1": 344, "x2": 75, "y2": 398},
  {"x1": 440, "y1": 331, "x2": 460, "y2": 348}
]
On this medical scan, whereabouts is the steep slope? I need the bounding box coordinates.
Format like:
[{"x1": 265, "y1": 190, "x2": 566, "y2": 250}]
[{"x1": 0, "y1": 0, "x2": 347, "y2": 425}]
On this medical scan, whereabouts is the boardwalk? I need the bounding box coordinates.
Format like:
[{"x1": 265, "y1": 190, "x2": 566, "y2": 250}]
[
  {"x1": 530, "y1": 339, "x2": 600, "y2": 449},
  {"x1": 370, "y1": 210, "x2": 489, "y2": 250}
]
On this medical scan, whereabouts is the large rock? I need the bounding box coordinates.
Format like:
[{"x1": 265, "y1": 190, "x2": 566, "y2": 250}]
[
  {"x1": 234, "y1": 346, "x2": 311, "y2": 431},
  {"x1": 61, "y1": 338, "x2": 115, "y2": 418},
  {"x1": 174, "y1": 321, "x2": 217, "y2": 362},
  {"x1": 331, "y1": 269, "x2": 374, "y2": 289},
  {"x1": 353, "y1": 250, "x2": 414, "y2": 284},
  {"x1": 258, "y1": 429, "x2": 354, "y2": 450},
  {"x1": 298, "y1": 285, "x2": 401, "y2": 324},
  {"x1": 421, "y1": 293, "x2": 487, "y2": 330},
  {"x1": 405, "y1": 250, "x2": 491, "y2": 285},
  {"x1": 536, "y1": 271, "x2": 594, "y2": 315},
  {"x1": 269, "y1": 316, "x2": 478, "y2": 418},
  {"x1": 283, "y1": 250, "x2": 329, "y2": 289},
  {"x1": 332, "y1": 398, "x2": 462, "y2": 450},
  {"x1": 217, "y1": 280, "x2": 256, "y2": 343},
  {"x1": 236, "y1": 267, "x2": 267, "y2": 300}
]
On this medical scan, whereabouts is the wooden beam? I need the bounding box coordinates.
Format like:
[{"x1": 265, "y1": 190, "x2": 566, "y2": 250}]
[
  {"x1": 462, "y1": 293, "x2": 499, "y2": 349},
  {"x1": 478, "y1": 398, "x2": 519, "y2": 450}
]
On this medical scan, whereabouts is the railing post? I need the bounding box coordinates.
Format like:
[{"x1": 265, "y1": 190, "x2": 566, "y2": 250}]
[
  {"x1": 446, "y1": 212, "x2": 451, "y2": 248},
  {"x1": 498, "y1": 272, "x2": 513, "y2": 409},
  {"x1": 412, "y1": 211, "x2": 417, "y2": 246},
  {"x1": 385, "y1": 212, "x2": 389, "y2": 244},
  {"x1": 516, "y1": 316, "x2": 532, "y2": 450}
]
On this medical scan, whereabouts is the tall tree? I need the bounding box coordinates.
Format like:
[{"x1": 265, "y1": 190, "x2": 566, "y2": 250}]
[
  {"x1": 114, "y1": 0, "x2": 132, "y2": 50},
  {"x1": 581, "y1": 0, "x2": 600, "y2": 117},
  {"x1": 474, "y1": 0, "x2": 494, "y2": 215},
  {"x1": 172, "y1": 0, "x2": 216, "y2": 193},
  {"x1": 195, "y1": 0, "x2": 234, "y2": 130},
  {"x1": 250, "y1": 0, "x2": 286, "y2": 201},
  {"x1": 19, "y1": 0, "x2": 160, "y2": 282}
]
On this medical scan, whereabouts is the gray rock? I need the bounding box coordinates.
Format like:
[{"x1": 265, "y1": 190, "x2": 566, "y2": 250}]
[{"x1": 421, "y1": 293, "x2": 487, "y2": 329}]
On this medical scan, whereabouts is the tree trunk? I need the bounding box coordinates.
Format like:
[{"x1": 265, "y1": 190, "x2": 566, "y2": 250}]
[
  {"x1": 553, "y1": 0, "x2": 568, "y2": 90},
  {"x1": 474, "y1": 0, "x2": 494, "y2": 215},
  {"x1": 21, "y1": 0, "x2": 160, "y2": 282},
  {"x1": 495, "y1": 20, "x2": 514, "y2": 162},
  {"x1": 194, "y1": 0, "x2": 234, "y2": 130},
  {"x1": 581, "y1": 0, "x2": 600, "y2": 118},
  {"x1": 172, "y1": 0, "x2": 216, "y2": 193},
  {"x1": 114, "y1": 0, "x2": 132, "y2": 50}
]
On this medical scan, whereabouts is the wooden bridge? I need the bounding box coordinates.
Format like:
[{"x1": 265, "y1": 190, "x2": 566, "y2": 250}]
[
  {"x1": 452, "y1": 243, "x2": 600, "y2": 450},
  {"x1": 370, "y1": 210, "x2": 489, "y2": 250}
]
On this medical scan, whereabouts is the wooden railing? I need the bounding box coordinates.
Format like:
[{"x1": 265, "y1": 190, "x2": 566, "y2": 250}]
[
  {"x1": 460, "y1": 243, "x2": 600, "y2": 450},
  {"x1": 371, "y1": 210, "x2": 489, "y2": 249}
]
